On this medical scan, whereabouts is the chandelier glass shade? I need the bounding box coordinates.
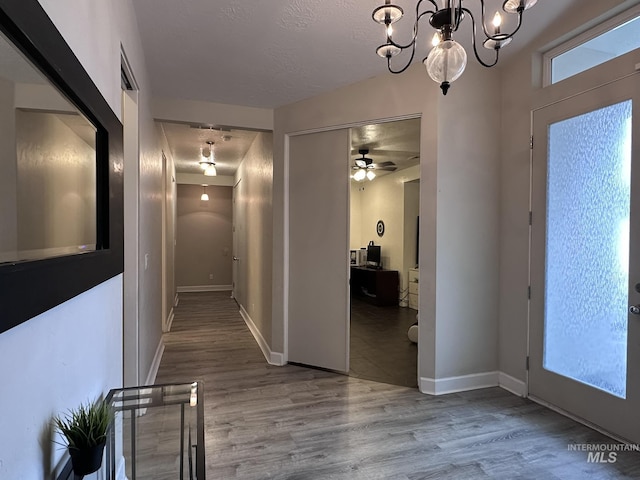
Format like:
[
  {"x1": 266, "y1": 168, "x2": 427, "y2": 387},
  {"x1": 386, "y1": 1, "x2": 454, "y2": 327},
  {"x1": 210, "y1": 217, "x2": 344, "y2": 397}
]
[{"x1": 373, "y1": 0, "x2": 537, "y2": 94}]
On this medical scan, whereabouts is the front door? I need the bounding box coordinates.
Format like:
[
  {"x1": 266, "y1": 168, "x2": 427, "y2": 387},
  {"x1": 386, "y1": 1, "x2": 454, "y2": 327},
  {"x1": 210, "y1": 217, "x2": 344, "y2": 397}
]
[{"x1": 530, "y1": 73, "x2": 640, "y2": 442}]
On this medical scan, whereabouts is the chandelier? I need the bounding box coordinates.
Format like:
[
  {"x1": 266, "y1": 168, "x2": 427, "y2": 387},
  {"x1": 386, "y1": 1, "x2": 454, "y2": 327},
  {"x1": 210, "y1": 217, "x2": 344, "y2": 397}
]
[{"x1": 372, "y1": 0, "x2": 537, "y2": 94}]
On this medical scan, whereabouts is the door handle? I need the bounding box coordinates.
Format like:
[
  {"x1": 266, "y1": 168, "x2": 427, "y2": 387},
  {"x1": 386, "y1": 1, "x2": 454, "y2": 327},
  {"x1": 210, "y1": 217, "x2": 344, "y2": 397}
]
[
  {"x1": 629, "y1": 305, "x2": 640, "y2": 315},
  {"x1": 233, "y1": 256, "x2": 239, "y2": 261}
]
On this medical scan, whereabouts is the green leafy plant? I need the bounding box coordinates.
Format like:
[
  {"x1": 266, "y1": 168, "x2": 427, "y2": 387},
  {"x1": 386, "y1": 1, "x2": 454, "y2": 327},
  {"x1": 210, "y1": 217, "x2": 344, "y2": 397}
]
[{"x1": 54, "y1": 399, "x2": 113, "y2": 451}]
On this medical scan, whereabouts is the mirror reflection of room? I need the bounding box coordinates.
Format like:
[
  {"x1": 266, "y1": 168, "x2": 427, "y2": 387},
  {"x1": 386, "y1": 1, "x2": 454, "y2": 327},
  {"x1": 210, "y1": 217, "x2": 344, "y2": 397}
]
[
  {"x1": 0, "y1": 32, "x2": 97, "y2": 264},
  {"x1": 349, "y1": 117, "x2": 420, "y2": 388}
]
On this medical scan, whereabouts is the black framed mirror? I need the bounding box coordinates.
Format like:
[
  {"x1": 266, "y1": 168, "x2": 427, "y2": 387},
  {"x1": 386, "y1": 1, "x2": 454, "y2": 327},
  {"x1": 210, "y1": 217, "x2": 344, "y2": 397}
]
[{"x1": 0, "y1": 0, "x2": 123, "y2": 333}]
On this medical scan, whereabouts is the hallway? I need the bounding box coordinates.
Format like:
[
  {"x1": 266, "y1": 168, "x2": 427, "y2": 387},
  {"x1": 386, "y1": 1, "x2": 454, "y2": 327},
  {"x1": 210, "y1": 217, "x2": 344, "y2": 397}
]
[{"x1": 155, "y1": 292, "x2": 640, "y2": 479}]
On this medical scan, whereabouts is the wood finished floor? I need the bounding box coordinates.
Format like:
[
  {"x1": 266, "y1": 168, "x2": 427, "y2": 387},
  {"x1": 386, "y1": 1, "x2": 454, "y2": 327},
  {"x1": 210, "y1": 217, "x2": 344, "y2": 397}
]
[
  {"x1": 350, "y1": 297, "x2": 418, "y2": 388},
  {"x1": 155, "y1": 292, "x2": 640, "y2": 479}
]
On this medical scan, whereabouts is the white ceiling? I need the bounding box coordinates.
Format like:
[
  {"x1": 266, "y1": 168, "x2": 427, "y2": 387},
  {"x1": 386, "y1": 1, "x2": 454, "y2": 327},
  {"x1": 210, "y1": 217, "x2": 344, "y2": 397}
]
[
  {"x1": 142, "y1": 0, "x2": 589, "y2": 175},
  {"x1": 131, "y1": 0, "x2": 584, "y2": 109},
  {"x1": 159, "y1": 122, "x2": 260, "y2": 175}
]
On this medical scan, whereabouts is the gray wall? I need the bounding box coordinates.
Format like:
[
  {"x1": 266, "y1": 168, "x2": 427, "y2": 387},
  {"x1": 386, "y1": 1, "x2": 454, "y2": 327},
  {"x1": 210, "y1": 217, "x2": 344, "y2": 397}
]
[
  {"x1": 176, "y1": 184, "x2": 233, "y2": 288},
  {"x1": 235, "y1": 132, "x2": 274, "y2": 344},
  {"x1": 0, "y1": 76, "x2": 16, "y2": 254},
  {"x1": 15, "y1": 110, "x2": 96, "y2": 251},
  {"x1": 274, "y1": 60, "x2": 501, "y2": 386}
]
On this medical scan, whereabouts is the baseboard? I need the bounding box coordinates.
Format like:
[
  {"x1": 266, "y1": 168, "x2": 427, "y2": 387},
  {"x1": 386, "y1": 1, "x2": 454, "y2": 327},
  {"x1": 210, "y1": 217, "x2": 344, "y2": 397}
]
[
  {"x1": 419, "y1": 371, "x2": 499, "y2": 395},
  {"x1": 239, "y1": 305, "x2": 285, "y2": 366},
  {"x1": 165, "y1": 307, "x2": 175, "y2": 332},
  {"x1": 177, "y1": 285, "x2": 232, "y2": 293},
  {"x1": 145, "y1": 339, "x2": 165, "y2": 385},
  {"x1": 498, "y1": 372, "x2": 527, "y2": 397}
]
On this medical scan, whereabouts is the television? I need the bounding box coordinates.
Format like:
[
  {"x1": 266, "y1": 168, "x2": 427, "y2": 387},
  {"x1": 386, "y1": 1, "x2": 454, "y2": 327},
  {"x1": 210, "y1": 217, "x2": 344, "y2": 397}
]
[{"x1": 366, "y1": 244, "x2": 381, "y2": 268}]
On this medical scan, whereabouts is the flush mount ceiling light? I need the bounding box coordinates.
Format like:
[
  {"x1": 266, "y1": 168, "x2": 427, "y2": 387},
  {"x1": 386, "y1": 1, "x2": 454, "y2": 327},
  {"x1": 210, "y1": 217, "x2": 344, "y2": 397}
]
[
  {"x1": 200, "y1": 185, "x2": 209, "y2": 201},
  {"x1": 199, "y1": 141, "x2": 217, "y2": 177},
  {"x1": 373, "y1": 0, "x2": 537, "y2": 95}
]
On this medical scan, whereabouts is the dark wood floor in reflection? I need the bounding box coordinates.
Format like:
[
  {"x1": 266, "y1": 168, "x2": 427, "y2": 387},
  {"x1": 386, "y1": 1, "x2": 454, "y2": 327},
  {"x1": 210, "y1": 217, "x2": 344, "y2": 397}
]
[
  {"x1": 154, "y1": 292, "x2": 640, "y2": 480},
  {"x1": 350, "y1": 297, "x2": 417, "y2": 388}
]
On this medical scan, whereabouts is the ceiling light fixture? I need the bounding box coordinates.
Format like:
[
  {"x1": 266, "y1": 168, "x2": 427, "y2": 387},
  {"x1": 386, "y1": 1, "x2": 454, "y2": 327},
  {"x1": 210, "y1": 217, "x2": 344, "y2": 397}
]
[
  {"x1": 201, "y1": 185, "x2": 209, "y2": 201},
  {"x1": 200, "y1": 141, "x2": 217, "y2": 177},
  {"x1": 353, "y1": 169, "x2": 367, "y2": 182},
  {"x1": 351, "y1": 148, "x2": 396, "y2": 181},
  {"x1": 373, "y1": 0, "x2": 537, "y2": 95}
]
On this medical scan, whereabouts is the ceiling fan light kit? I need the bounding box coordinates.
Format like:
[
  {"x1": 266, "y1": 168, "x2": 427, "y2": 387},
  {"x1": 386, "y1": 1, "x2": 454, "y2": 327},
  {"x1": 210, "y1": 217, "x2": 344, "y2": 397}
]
[
  {"x1": 372, "y1": 0, "x2": 537, "y2": 95},
  {"x1": 352, "y1": 148, "x2": 397, "y2": 181}
]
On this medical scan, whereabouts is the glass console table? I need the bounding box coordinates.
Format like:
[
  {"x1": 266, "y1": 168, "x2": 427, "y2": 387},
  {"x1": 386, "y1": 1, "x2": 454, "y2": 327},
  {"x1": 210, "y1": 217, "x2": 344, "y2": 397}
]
[{"x1": 57, "y1": 382, "x2": 205, "y2": 480}]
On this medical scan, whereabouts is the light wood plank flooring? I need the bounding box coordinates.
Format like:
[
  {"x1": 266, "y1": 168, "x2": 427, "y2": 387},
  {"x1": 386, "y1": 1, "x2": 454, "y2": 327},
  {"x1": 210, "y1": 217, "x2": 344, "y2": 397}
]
[{"x1": 155, "y1": 292, "x2": 640, "y2": 479}]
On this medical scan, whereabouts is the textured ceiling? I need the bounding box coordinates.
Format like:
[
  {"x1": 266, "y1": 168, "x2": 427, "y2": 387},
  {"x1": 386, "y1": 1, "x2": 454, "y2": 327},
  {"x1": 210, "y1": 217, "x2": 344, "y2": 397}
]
[
  {"x1": 351, "y1": 117, "x2": 421, "y2": 179},
  {"x1": 163, "y1": 117, "x2": 420, "y2": 177},
  {"x1": 131, "y1": 0, "x2": 584, "y2": 109},
  {"x1": 160, "y1": 121, "x2": 259, "y2": 175}
]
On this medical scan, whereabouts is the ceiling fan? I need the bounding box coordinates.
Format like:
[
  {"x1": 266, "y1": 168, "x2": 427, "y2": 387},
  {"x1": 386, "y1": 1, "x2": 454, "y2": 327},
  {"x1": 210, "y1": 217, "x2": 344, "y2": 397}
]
[{"x1": 352, "y1": 148, "x2": 397, "y2": 181}]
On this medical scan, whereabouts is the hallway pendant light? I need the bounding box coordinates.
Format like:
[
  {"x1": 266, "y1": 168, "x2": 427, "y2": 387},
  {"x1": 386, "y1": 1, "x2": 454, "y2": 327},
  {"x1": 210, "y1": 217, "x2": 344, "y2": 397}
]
[
  {"x1": 372, "y1": 0, "x2": 536, "y2": 95},
  {"x1": 201, "y1": 185, "x2": 209, "y2": 201},
  {"x1": 199, "y1": 147, "x2": 209, "y2": 170},
  {"x1": 200, "y1": 140, "x2": 217, "y2": 176},
  {"x1": 204, "y1": 164, "x2": 217, "y2": 177}
]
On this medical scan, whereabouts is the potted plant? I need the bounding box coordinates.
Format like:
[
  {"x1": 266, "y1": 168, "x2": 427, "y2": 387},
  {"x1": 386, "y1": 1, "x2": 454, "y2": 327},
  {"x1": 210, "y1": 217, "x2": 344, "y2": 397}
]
[{"x1": 54, "y1": 398, "x2": 113, "y2": 478}]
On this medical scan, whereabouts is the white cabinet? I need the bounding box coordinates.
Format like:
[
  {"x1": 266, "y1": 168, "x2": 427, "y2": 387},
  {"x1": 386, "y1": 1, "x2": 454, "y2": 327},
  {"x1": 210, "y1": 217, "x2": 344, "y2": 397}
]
[{"x1": 408, "y1": 268, "x2": 419, "y2": 310}]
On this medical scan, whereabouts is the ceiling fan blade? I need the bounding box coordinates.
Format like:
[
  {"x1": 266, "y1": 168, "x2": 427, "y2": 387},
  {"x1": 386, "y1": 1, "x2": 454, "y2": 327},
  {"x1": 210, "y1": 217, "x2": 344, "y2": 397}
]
[
  {"x1": 376, "y1": 166, "x2": 397, "y2": 171},
  {"x1": 375, "y1": 161, "x2": 396, "y2": 167}
]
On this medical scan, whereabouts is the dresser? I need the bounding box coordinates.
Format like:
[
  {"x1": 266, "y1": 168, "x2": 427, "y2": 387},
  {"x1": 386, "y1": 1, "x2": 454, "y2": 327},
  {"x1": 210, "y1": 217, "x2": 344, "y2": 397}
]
[{"x1": 408, "y1": 268, "x2": 419, "y2": 310}]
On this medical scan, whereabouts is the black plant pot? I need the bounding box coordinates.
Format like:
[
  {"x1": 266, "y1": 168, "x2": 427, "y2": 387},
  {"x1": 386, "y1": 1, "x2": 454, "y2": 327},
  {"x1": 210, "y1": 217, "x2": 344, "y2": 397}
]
[{"x1": 69, "y1": 441, "x2": 106, "y2": 478}]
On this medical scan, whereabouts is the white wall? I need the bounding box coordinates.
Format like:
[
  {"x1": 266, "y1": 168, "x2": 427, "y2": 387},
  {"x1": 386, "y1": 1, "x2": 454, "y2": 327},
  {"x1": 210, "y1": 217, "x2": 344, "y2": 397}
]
[
  {"x1": 153, "y1": 97, "x2": 273, "y2": 131},
  {"x1": 0, "y1": 0, "x2": 161, "y2": 477},
  {"x1": 351, "y1": 165, "x2": 420, "y2": 293},
  {"x1": 434, "y1": 68, "x2": 501, "y2": 379}
]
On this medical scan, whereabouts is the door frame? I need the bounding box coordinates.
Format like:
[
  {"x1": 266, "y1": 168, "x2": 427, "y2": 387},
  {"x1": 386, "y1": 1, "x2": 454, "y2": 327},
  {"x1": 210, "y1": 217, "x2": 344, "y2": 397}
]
[
  {"x1": 283, "y1": 114, "x2": 422, "y2": 369},
  {"x1": 121, "y1": 48, "x2": 140, "y2": 388},
  {"x1": 527, "y1": 52, "x2": 640, "y2": 442}
]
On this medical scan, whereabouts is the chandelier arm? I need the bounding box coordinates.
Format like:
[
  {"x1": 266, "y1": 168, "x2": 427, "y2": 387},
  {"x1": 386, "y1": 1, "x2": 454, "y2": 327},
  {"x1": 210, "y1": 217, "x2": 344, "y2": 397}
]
[
  {"x1": 476, "y1": 0, "x2": 525, "y2": 42},
  {"x1": 463, "y1": 7, "x2": 500, "y2": 68},
  {"x1": 386, "y1": 9, "x2": 436, "y2": 50},
  {"x1": 387, "y1": 40, "x2": 417, "y2": 74}
]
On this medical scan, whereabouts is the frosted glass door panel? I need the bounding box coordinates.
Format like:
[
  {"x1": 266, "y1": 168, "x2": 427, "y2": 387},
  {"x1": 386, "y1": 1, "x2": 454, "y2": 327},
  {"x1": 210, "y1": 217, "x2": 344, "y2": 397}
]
[{"x1": 544, "y1": 100, "x2": 632, "y2": 398}]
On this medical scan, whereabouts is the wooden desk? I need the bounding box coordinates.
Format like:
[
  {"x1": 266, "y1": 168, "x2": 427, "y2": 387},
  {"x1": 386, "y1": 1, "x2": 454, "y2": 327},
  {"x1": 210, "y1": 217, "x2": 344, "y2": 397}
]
[{"x1": 350, "y1": 266, "x2": 399, "y2": 306}]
